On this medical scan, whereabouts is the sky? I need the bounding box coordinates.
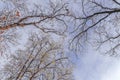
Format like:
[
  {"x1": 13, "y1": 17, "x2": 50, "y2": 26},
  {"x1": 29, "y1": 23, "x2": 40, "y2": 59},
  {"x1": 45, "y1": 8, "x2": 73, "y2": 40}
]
[
  {"x1": 0, "y1": 0, "x2": 120, "y2": 80},
  {"x1": 73, "y1": 43, "x2": 120, "y2": 80}
]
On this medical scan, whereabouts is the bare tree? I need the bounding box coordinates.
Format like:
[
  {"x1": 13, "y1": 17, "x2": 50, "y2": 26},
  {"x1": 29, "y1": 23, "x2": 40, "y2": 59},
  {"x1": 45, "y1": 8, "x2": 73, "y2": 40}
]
[
  {"x1": 1, "y1": 0, "x2": 120, "y2": 80},
  {"x1": 0, "y1": 34, "x2": 73, "y2": 80},
  {"x1": 0, "y1": 0, "x2": 70, "y2": 54},
  {"x1": 68, "y1": 0, "x2": 120, "y2": 56},
  {"x1": 0, "y1": 1, "x2": 74, "y2": 80},
  {"x1": 1, "y1": 0, "x2": 120, "y2": 55}
]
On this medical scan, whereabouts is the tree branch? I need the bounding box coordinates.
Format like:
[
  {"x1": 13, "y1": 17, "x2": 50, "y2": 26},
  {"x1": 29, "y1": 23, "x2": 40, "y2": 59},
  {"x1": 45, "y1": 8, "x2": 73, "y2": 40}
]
[{"x1": 113, "y1": 0, "x2": 120, "y2": 5}]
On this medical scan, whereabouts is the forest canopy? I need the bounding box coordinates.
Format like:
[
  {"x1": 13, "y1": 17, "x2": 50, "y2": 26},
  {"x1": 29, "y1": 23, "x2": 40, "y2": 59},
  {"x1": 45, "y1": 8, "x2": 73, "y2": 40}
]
[{"x1": 0, "y1": 0, "x2": 120, "y2": 80}]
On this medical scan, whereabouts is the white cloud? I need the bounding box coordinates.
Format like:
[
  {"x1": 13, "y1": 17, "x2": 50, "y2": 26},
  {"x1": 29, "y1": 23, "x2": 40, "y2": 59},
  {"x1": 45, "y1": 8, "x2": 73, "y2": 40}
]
[
  {"x1": 101, "y1": 59, "x2": 120, "y2": 80},
  {"x1": 73, "y1": 43, "x2": 120, "y2": 80}
]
